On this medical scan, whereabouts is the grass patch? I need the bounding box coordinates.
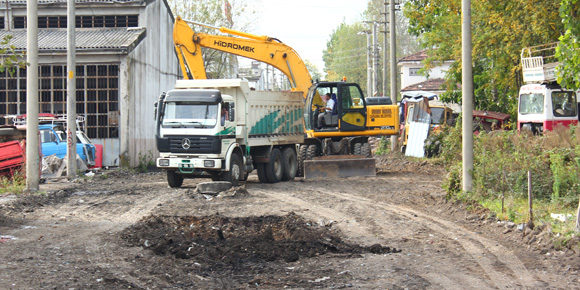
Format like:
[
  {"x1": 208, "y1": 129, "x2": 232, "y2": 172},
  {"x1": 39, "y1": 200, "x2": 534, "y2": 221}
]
[{"x1": 0, "y1": 171, "x2": 26, "y2": 195}]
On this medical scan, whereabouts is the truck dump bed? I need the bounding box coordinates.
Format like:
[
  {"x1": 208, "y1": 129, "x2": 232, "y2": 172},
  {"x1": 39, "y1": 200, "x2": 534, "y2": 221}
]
[{"x1": 174, "y1": 79, "x2": 304, "y2": 147}]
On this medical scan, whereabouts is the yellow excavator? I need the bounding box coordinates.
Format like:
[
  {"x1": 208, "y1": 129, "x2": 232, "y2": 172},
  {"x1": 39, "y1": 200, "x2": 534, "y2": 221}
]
[{"x1": 173, "y1": 17, "x2": 399, "y2": 177}]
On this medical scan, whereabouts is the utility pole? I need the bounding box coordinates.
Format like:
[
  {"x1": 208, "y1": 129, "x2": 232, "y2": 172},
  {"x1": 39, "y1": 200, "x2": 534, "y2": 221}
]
[
  {"x1": 382, "y1": 3, "x2": 388, "y2": 98},
  {"x1": 67, "y1": 0, "x2": 77, "y2": 177},
  {"x1": 462, "y1": 0, "x2": 474, "y2": 191},
  {"x1": 389, "y1": 0, "x2": 398, "y2": 152},
  {"x1": 372, "y1": 22, "x2": 378, "y2": 96},
  {"x1": 359, "y1": 30, "x2": 372, "y2": 97},
  {"x1": 26, "y1": 0, "x2": 39, "y2": 192}
]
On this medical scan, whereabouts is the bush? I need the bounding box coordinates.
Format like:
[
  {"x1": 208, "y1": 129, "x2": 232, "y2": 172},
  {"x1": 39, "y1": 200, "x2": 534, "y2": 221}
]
[{"x1": 441, "y1": 121, "x2": 580, "y2": 226}]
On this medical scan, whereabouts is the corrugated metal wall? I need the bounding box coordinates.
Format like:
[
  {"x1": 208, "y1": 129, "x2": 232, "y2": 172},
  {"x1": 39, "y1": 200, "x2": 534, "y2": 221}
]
[{"x1": 125, "y1": 0, "x2": 178, "y2": 167}]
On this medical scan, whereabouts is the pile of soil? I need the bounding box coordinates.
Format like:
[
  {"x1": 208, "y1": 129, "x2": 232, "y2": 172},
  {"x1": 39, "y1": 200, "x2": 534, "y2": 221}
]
[{"x1": 121, "y1": 212, "x2": 398, "y2": 269}]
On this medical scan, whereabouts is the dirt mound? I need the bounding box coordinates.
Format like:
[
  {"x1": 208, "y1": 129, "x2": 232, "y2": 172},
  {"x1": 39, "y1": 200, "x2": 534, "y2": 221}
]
[{"x1": 121, "y1": 213, "x2": 399, "y2": 269}]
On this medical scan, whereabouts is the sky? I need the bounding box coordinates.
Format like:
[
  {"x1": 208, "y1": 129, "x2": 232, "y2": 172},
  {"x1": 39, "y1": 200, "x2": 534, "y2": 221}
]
[{"x1": 250, "y1": 0, "x2": 370, "y2": 75}]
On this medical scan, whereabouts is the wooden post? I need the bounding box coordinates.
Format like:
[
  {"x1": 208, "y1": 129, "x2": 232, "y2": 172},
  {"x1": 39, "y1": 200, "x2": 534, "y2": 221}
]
[
  {"x1": 501, "y1": 169, "x2": 506, "y2": 213},
  {"x1": 527, "y1": 171, "x2": 534, "y2": 229},
  {"x1": 576, "y1": 200, "x2": 580, "y2": 232}
]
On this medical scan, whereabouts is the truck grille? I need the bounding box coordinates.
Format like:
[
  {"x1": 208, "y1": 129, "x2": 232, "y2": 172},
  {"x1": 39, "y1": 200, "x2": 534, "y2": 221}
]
[{"x1": 161, "y1": 135, "x2": 222, "y2": 154}]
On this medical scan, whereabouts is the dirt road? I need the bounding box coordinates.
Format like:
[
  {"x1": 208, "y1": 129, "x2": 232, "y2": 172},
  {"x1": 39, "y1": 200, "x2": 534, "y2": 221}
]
[{"x1": 0, "y1": 155, "x2": 578, "y2": 289}]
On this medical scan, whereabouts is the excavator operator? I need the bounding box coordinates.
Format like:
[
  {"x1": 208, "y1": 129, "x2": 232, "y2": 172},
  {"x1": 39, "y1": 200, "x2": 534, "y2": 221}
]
[{"x1": 317, "y1": 93, "x2": 334, "y2": 129}]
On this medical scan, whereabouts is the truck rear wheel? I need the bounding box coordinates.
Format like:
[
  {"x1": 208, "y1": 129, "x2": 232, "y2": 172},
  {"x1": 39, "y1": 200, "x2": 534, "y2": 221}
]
[
  {"x1": 256, "y1": 163, "x2": 268, "y2": 183},
  {"x1": 265, "y1": 148, "x2": 283, "y2": 183},
  {"x1": 222, "y1": 153, "x2": 241, "y2": 186},
  {"x1": 281, "y1": 147, "x2": 297, "y2": 181},
  {"x1": 167, "y1": 170, "x2": 184, "y2": 188},
  {"x1": 297, "y1": 145, "x2": 308, "y2": 177}
]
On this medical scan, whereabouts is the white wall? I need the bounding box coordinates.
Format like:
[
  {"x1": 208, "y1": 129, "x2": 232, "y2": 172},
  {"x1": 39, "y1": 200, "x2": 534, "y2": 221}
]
[{"x1": 400, "y1": 61, "x2": 451, "y2": 89}]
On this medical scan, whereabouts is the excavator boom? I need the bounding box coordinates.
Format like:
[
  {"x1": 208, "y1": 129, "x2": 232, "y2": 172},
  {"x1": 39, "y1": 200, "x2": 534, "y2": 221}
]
[{"x1": 173, "y1": 17, "x2": 312, "y2": 94}]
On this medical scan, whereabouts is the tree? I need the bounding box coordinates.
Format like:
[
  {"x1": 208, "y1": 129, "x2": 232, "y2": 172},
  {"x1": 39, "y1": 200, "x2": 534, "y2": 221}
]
[
  {"x1": 556, "y1": 0, "x2": 580, "y2": 90},
  {"x1": 322, "y1": 23, "x2": 367, "y2": 89},
  {"x1": 167, "y1": 0, "x2": 259, "y2": 79},
  {"x1": 0, "y1": 35, "x2": 27, "y2": 76},
  {"x1": 404, "y1": 0, "x2": 562, "y2": 115},
  {"x1": 304, "y1": 60, "x2": 322, "y2": 83}
]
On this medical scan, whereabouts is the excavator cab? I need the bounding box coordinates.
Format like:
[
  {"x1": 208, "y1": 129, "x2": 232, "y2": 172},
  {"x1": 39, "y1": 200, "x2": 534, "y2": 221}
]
[{"x1": 306, "y1": 82, "x2": 367, "y2": 133}]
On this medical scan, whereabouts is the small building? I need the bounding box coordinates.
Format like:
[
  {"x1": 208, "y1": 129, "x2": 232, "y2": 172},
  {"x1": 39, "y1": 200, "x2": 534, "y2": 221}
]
[
  {"x1": 0, "y1": 0, "x2": 179, "y2": 167},
  {"x1": 398, "y1": 49, "x2": 460, "y2": 112}
]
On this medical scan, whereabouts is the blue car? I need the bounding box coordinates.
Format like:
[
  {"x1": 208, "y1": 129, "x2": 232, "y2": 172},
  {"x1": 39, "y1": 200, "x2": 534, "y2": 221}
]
[{"x1": 39, "y1": 124, "x2": 96, "y2": 167}]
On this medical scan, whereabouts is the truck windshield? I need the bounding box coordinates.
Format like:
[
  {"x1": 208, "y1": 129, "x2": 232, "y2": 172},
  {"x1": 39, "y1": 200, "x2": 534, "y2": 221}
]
[
  {"x1": 519, "y1": 93, "x2": 544, "y2": 114},
  {"x1": 162, "y1": 102, "x2": 218, "y2": 128}
]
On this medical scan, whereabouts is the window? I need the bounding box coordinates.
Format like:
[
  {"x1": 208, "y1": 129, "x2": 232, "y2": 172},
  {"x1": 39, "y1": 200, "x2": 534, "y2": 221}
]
[
  {"x1": 14, "y1": 15, "x2": 138, "y2": 28},
  {"x1": 519, "y1": 93, "x2": 544, "y2": 115},
  {"x1": 0, "y1": 64, "x2": 120, "y2": 139},
  {"x1": 409, "y1": 68, "x2": 421, "y2": 76},
  {"x1": 552, "y1": 91, "x2": 577, "y2": 117}
]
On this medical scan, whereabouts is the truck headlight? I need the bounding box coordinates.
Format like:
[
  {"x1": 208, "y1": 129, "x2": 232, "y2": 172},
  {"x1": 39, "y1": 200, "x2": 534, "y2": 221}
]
[
  {"x1": 159, "y1": 159, "x2": 169, "y2": 166},
  {"x1": 204, "y1": 160, "x2": 215, "y2": 167}
]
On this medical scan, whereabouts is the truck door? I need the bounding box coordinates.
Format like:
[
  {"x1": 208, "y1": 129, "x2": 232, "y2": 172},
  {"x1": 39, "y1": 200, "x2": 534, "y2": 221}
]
[{"x1": 337, "y1": 83, "x2": 367, "y2": 131}]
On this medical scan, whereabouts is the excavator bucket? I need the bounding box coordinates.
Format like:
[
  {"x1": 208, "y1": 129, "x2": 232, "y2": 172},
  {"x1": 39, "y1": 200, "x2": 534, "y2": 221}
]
[{"x1": 303, "y1": 155, "x2": 376, "y2": 179}]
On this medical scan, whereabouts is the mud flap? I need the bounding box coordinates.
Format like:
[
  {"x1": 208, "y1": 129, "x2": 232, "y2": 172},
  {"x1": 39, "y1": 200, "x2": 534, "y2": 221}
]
[{"x1": 303, "y1": 156, "x2": 376, "y2": 179}]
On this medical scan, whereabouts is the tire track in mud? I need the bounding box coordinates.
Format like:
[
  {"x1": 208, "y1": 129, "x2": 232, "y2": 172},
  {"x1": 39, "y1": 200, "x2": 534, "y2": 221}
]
[{"x1": 255, "y1": 185, "x2": 537, "y2": 289}]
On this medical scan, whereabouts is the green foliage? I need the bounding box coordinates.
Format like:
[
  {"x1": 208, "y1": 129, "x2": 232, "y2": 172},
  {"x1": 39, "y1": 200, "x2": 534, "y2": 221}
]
[
  {"x1": 0, "y1": 35, "x2": 27, "y2": 76},
  {"x1": 136, "y1": 150, "x2": 156, "y2": 173},
  {"x1": 556, "y1": 0, "x2": 580, "y2": 90},
  {"x1": 0, "y1": 171, "x2": 25, "y2": 195},
  {"x1": 441, "y1": 123, "x2": 580, "y2": 230},
  {"x1": 374, "y1": 137, "x2": 390, "y2": 155},
  {"x1": 167, "y1": 0, "x2": 258, "y2": 79},
  {"x1": 403, "y1": 0, "x2": 562, "y2": 114},
  {"x1": 323, "y1": 22, "x2": 367, "y2": 85}
]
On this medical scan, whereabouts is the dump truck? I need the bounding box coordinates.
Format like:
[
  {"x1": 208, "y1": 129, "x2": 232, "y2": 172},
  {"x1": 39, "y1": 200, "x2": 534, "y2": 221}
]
[{"x1": 155, "y1": 79, "x2": 304, "y2": 187}]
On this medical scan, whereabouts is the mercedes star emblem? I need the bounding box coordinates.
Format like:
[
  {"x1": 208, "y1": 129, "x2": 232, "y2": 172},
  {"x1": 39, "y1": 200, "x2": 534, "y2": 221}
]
[{"x1": 181, "y1": 138, "x2": 191, "y2": 150}]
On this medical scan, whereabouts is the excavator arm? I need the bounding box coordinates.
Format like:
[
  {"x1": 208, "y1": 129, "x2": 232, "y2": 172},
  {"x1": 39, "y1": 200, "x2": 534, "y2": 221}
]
[{"x1": 173, "y1": 16, "x2": 313, "y2": 95}]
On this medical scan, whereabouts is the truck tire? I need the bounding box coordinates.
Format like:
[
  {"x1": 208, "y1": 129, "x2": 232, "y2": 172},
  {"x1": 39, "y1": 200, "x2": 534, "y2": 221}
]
[
  {"x1": 265, "y1": 148, "x2": 283, "y2": 183},
  {"x1": 256, "y1": 163, "x2": 268, "y2": 183},
  {"x1": 167, "y1": 170, "x2": 184, "y2": 188},
  {"x1": 306, "y1": 144, "x2": 318, "y2": 159},
  {"x1": 297, "y1": 145, "x2": 308, "y2": 177},
  {"x1": 222, "y1": 153, "x2": 241, "y2": 186},
  {"x1": 353, "y1": 143, "x2": 362, "y2": 155},
  {"x1": 361, "y1": 143, "x2": 371, "y2": 157},
  {"x1": 281, "y1": 147, "x2": 297, "y2": 181}
]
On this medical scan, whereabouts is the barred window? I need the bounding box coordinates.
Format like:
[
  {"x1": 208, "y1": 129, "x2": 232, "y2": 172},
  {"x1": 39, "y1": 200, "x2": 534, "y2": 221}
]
[
  {"x1": 0, "y1": 64, "x2": 120, "y2": 139},
  {"x1": 14, "y1": 15, "x2": 138, "y2": 28}
]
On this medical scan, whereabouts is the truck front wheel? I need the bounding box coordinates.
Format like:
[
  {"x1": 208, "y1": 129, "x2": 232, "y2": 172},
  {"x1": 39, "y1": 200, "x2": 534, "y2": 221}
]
[
  {"x1": 167, "y1": 170, "x2": 184, "y2": 188},
  {"x1": 222, "y1": 153, "x2": 241, "y2": 186}
]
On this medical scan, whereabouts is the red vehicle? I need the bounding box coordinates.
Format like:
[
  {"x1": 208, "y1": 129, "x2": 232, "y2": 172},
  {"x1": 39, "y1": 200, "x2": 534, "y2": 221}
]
[{"x1": 518, "y1": 43, "x2": 579, "y2": 134}]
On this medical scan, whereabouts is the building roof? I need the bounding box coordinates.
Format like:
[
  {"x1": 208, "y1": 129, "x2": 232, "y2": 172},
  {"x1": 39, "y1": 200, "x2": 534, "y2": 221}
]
[
  {"x1": 401, "y1": 78, "x2": 462, "y2": 92},
  {"x1": 0, "y1": 28, "x2": 146, "y2": 53},
  {"x1": 401, "y1": 78, "x2": 445, "y2": 92},
  {"x1": 398, "y1": 49, "x2": 429, "y2": 63},
  {"x1": 4, "y1": 0, "x2": 140, "y2": 4}
]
